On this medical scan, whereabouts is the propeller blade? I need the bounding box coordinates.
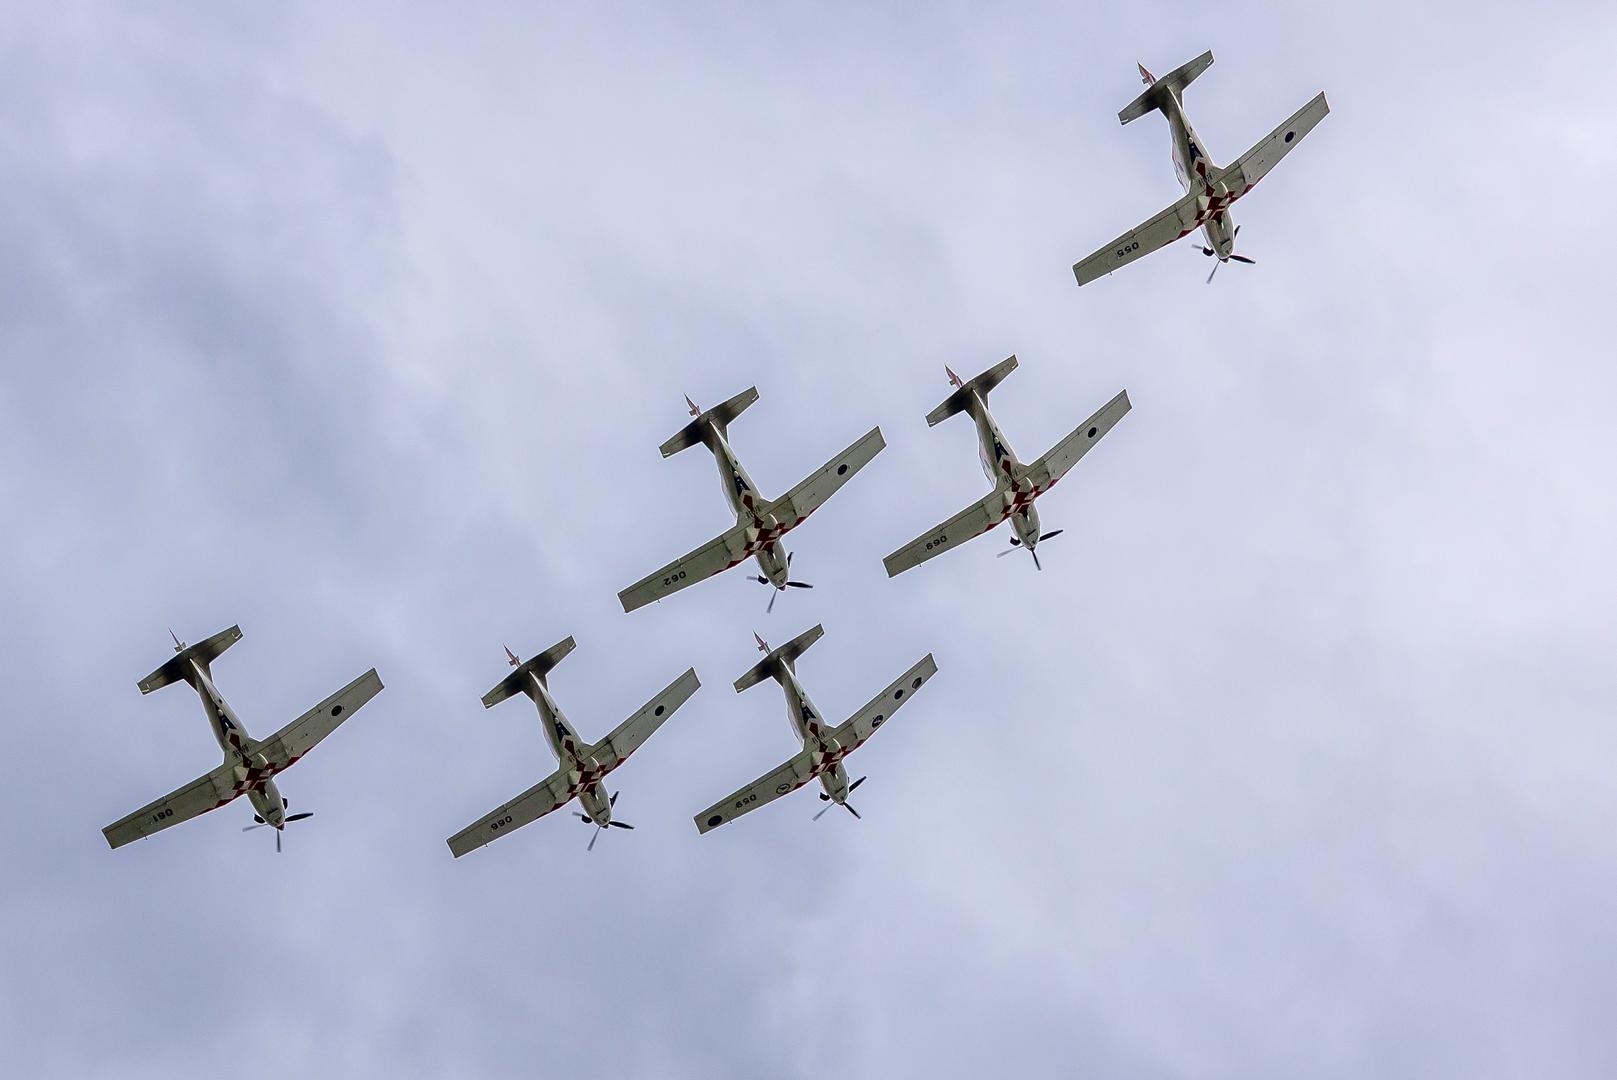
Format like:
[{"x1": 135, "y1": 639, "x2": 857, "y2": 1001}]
[
  {"x1": 1230, "y1": 255, "x2": 1256, "y2": 265},
  {"x1": 609, "y1": 821, "x2": 634, "y2": 830},
  {"x1": 575, "y1": 812, "x2": 591, "y2": 822},
  {"x1": 1206, "y1": 261, "x2": 1220, "y2": 284},
  {"x1": 995, "y1": 547, "x2": 1019, "y2": 558},
  {"x1": 849, "y1": 776, "x2": 867, "y2": 792},
  {"x1": 242, "y1": 823, "x2": 268, "y2": 832},
  {"x1": 1039, "y1": 530, "x2": 1064, "y2": 542},
  {"x1": 587, "y1": 827, "x2": 600, "y2": 852},
  {"x1": 766, "y1": 588, "x2": 778, "y2": 614},
  {"x1": 610, "y1": 791, "x2": 619, "y2": 806},
  {"x1": 843, "y1": 802, "x2": 861, "y2": 820},
  {"x1": 813, "y1": 803, "x2": 833, "y2": 821},
  {"x1": 755, "y1": 576, "x2": 769, "y2": 585},
  {"x1": 786, "y1": 581, "x2": 813, "y2": 589},
  {"x1": 787, "y1": 550, "x2": 794, "y2": 568},
  {"x1": 285, "y1": 812, "x2": 314, "y2": 823},
  {"x1": 818, "y1": 792, "x2": 831, "y2": 801},
  {"x1": 276, "y1": 829, "x2": 282, "y2": 854},
  {"x1": 1031, "y1": 548, "x2": 1042, "y2": 571},
  {"x1": 1234, "y1": 224, "x2": 1241, "y2": 239}
]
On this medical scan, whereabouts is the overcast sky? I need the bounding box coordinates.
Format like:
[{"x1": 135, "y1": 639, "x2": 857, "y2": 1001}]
[{"x1": 4, "y1": 2, "x2": 1616, "y2": 1077}]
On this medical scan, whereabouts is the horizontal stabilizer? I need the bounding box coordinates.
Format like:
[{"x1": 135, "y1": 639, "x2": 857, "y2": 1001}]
[
  {"x1": 1118, "y1": 50, "x2": 1213, "y2": 124},
  {"x1": 734, "y1": 624, "x2": 825, "y2": 692},
  {"x1": 137, "y1": 625, "x2": 242, "y2": 695},
  {"x1": 926, "y1": 356, "x2": 1018, "y2": 427},
  {"x1": 660, "y1": 387, "x2": 759, "y2": 458},
  {"x1": 483, "y1": 636, "x2": 576, "y2": 708}
]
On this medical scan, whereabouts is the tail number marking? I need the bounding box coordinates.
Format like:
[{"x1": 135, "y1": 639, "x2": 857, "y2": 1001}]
[
  {"x1": 1115, "y1": 240, "x2": 1140, "y2": 259},
  {"x1": 923, "y1": 534, "x2": 948, "y2": 552},
  {"x1": 733, "y1": 793, "x2": 757, "y2": 811},
  {"x1": 662, "y1": 570, "x2": 687, "y2": 588},
  {"x1": 489, "y1": 815, "x2": 514, "y2": 832}
]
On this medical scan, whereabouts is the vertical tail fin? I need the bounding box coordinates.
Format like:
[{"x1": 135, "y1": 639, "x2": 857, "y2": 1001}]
[
  {"x1": 659, "y1": 387, "x2": 760, "y2": 458},
  {"x1": 137, "y1": 625, "x2": 243, "y2": 694},
  {"x1": 734, "y1": 624, "x2": 825, "y2": 692},
  {"x1": 1118, "y1": 50, "x2": 1213, "y2": 124},
  {"x1": 926, "y1": 356, "x2": 1018, "y2": 427},
  {"x1": 482, "y1": 635, "x2": 577, "y2": 708}
]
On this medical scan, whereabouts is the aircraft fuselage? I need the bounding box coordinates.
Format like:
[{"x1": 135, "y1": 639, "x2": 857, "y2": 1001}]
[
  {"x1": 525, "y1": 672, "x2": 614, "y2": 827},
  {"x1": 1164, "y1": 92, "x2": 1236, "y2": 258},
  {"x1": 187, "y1": 658, "x2": 285, "y2": 829},
  {"x1": 704, "y1": 421, "x2": 791, "y2": 589},
  {"x1": 967, "y1": 392, "x2": 1044, "y2": 551},
  {"x1": 775, "y1": 662, "x2": 852, "y2": 803}
]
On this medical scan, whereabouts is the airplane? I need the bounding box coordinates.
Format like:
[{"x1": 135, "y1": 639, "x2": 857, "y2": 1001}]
[
  {"x1": 883, "y1": 357, "x2": 1129, "y2": 576},
  {"x1": 103, "y1": 626, "x2": 384, "y2": 852},
  {"x1": 618, "y1": 388, "x2": 886, "y2": 614},
  {"x1": 1073, "y1": 50, "x2": 1330, "y2": 286},
  {"x1": 447, "y1": 638, "x2": 699, "y2": 856},
  {"x1": 694, "y1": 626, "x2": 936, "y2": 833}
]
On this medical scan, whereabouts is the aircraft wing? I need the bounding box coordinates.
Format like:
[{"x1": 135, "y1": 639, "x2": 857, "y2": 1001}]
[
  {"x1": 694, "y1": 748, "x2": 818, "y2": 834},
  {"x1": 247, "y1": 668, "x2": 384, "y2": 771},
  {"x1": 1073, "y1": 188, "x2": 1204, "y2": 286},
  {"x1": 1020, "y1": 390, "x2": 1131, "y2": 491},
  {"x1": 764, "y1": 426, "x2": 886, "y2": 526},
  {"x1": 1217, "y1": 92, "x2": 1330, "y2": 193},
  {"x1": 586, "y1": 668, "x2": 700, "y2": 772},
  {"x1": 829, "y1": 653, "x2": 938, "y2": 752},
  {"x1": 882, "y1": 489, "x2": 1008, "y2": 578},
  {"x1": 447, "y1": 765, "x2": 576, "y2": 858},
  {"x1": 618, "y1": 521, "x2": 754, "y2": 613},
  {"x1": 103, "y1": 760, "x2": 245, "y2": 849}
]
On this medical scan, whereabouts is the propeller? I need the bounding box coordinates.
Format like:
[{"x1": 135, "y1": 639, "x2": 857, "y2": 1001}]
[
  {"x1": 580, "y1": 792, "x2": 634, "y2": 850},
  {"x1": 756, "y1": 551, "x2": 814, "y2": 613},
  {"x1": 996, "y1": 530, "x2": 1063, "y2": 567},
  {"x1": 242, "y1": 811, "x2": 314, "y2": 853},
  {"x1": 814, "y1": 778, "x2": 868, "y2": 820},
  {"x1": 1198, "y1": 225, "x2": 1254, "y2": 283}
]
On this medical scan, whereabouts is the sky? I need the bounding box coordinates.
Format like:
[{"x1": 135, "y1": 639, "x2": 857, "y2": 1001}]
[{"x1": 3, "y1": 2, "x2": 1616, "y2": 1076}]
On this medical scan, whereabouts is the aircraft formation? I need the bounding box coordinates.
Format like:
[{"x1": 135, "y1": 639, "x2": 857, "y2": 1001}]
[{"x1": 103, "y1": 52, "x2": 1329, "y2": 855}]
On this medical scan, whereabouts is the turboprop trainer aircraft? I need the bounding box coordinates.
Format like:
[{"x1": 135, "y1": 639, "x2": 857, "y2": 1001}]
[
  {"x1": 694, "y1": 626, "x2": 936, "y2": 833},
  {"x1": 1073, "y1": 50, "x2": 1329, "y2": 285},
  {"x1": 618, "y1": 388, "x2": 885, "y2": 614},
  {"x1": 883, "y1": 357, "x2": 1129, "y2": 576},
  {"x1": 447, "y1": 638, "x2": 699, "y2": 856},
  {"x1": 103, "y1": 626, "x2": 384, "y2": 852}
]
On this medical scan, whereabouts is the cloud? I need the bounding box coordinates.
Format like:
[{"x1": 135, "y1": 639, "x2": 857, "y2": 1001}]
[{"x1": 3, "y1": 3, "x2": 1616, "y2": 1077}]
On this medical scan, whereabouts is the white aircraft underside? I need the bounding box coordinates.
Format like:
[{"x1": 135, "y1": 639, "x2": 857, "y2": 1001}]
[
  {"x1": 883, "y1": 357, "x2": 1130, "y2": 576},
  {"x1": 102, "y1": 626, "x2": 384, "y2": 852},
  {"x1": 446, "y1": 637, "x2": 699, "y2": 856},
  {"x1": 695, "y1": 626, "x2": 936, "y2": 833},
  {"x1": 1073, "y1": 50, "x2": 1329, "y2": 286},
  {"x1": 617, "y1": 388, "x2": 885, "y2": 614}
]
